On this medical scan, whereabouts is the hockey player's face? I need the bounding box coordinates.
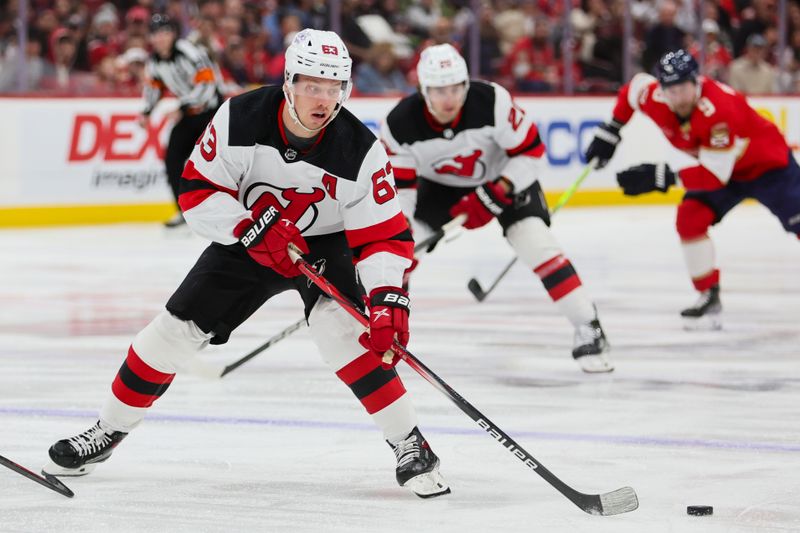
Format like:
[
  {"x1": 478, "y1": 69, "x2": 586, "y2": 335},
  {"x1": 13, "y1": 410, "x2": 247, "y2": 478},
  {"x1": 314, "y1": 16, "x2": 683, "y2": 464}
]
[
  {"x1": 291, "y1": 75, "x2": 344, "y2": 128},
  {"x1": 662, "y1": 81, "x2": 698, "y2": 119},
  {"x1": 426, "y1": 83, "x2": 467, "y2": 123}
]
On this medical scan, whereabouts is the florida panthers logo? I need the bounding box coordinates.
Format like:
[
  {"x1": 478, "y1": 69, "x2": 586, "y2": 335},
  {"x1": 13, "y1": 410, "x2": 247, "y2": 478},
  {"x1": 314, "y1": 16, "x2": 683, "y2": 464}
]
[
  {"x1": 243, "y1": 182, "x2": 325, "y2": 233},
  {"x1": 432, "y1": 149, "x2": 485, "y2": 180}
]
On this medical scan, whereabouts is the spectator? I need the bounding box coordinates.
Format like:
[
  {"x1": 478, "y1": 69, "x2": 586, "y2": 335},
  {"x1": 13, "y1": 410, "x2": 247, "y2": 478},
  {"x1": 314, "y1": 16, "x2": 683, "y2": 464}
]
[
  {"x1": 729, "y1": 33, "x2": 777, "y2": 93},
  {"x1": 0, "y1": 29, "x2": 48, "y2": 91},
  {"x1": 501, "y1": 18, "x2": 561, "y2": 92},
  {"x1": 734, "y1": 0, "x2": 775, "y2": 57},
  {"x1": 494, "y1": 0, "x2": 528, "y2": 55},
  {"x1": 113, "y1": 46, "x2": 148, "y2": 93},
  {"x1": 688, "y1": 19, "x2": 732, "y2": 82},
  {"x1": 219, "y1": 35, "x2": 250, "y2": 86},
  {"x1": 354, "y1": 42, "x2": 413, "y2": 95},
  {"x1": 406, "y1": 0, "x2": 442, "y2": 37},
  {"x1": 642, "y1": 0, "x2": 685, "y2": 74}
]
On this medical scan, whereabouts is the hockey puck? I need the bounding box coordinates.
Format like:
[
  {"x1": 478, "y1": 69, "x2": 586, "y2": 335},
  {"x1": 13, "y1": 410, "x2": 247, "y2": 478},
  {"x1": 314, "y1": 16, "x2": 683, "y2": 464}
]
[{"x1": 687, "y1": 505, "x2": 713, "y2": 516}]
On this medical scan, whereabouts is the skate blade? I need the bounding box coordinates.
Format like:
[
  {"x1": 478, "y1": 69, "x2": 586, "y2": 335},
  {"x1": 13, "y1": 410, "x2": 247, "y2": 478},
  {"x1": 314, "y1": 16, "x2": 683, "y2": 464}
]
[
  {"x1": 682, "y1": 314, "x2": 722, "y2": 331},
  {"x1": 42, "y1": 460, "x2": 97, "y2": 477},
  {"x1": 402, "y1": 468, "x2": 451, "y2": 499},
  {"x1": 576, "y1": 353, "x2": 614, "y2": 373}
]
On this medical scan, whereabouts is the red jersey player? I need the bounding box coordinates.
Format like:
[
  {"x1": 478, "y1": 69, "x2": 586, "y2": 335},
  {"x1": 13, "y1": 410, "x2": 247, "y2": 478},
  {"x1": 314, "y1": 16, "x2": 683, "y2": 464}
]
[{"x1": 586, "y1": 49, "x2": 800, "y2": 329}]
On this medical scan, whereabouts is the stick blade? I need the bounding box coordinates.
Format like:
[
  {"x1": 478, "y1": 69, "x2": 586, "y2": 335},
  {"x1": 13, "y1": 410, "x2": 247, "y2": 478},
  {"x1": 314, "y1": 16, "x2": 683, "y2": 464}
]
[
  {"x1": 467, "y1": 279, "x2": 486, "y2": 302},
  {"x1": 597, "y1": 486, "x2": 639, "y2": 516}
]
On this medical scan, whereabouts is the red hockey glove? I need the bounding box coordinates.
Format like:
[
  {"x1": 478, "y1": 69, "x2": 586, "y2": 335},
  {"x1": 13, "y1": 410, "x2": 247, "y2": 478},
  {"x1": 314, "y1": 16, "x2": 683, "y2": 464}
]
[
  {"x1": 449, "y1": 181, "x2": 512, "y2": 229},
  {"x1": 234, "y1": 204, "x2": 309, "y2": 278},
  {"x1": 359, "y1": 287, "x2": 410, "y2": 369}
]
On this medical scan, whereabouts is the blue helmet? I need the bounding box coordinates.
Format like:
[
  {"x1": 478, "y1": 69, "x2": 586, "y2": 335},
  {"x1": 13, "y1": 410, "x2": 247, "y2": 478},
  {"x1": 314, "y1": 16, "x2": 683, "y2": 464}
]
[{"x1": 656, "y1": 49, "x2": 699, "y2": 86}]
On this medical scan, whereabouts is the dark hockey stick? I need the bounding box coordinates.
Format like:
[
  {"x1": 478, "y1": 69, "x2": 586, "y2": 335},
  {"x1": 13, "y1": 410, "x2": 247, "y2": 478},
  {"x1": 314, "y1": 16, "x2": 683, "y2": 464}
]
[
  {"x1": 413, "y1": 213, "x2": 467, "y2": 253},
  {"x1": 186, "y1": 215, "x2": 469, "y2": 380},
  {"x1": 287, "y1": 243, "x2": 638, "y2": 516},
  {"x1": 0, "y1": 454, "x2": 74, "y2": 498},
  {"x1": 467, "y1": 159, "x2": 598, "y2": 302},
  {"x1": 183, "y1": 317, "x2": 307, "y2": 379},
  {"x1": 220, "y1": 317, "x2": 307, "y2": 377}
]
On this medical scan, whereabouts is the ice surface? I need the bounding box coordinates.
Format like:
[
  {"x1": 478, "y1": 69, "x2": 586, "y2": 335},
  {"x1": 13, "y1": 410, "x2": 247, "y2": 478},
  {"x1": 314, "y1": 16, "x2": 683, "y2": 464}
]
[{"x1": 1, "y1": 205, "x2": 798, "y2": 532}]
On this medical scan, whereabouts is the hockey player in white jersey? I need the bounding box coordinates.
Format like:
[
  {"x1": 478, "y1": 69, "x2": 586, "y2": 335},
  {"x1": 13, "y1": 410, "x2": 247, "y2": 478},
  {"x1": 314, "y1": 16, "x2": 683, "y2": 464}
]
[
  {"x1": 44, "y1": 29, "x2": 449, "y2": 499},
  {"x1": 381, "y1": 44, "x2": 612, "y2": 373}
]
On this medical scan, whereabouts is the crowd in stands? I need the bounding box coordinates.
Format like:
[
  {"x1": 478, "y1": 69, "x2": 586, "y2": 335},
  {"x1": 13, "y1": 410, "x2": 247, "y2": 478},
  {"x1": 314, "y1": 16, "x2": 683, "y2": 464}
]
[{"x1": 0, "y1": 0, "x2": 797, "y2": 96}]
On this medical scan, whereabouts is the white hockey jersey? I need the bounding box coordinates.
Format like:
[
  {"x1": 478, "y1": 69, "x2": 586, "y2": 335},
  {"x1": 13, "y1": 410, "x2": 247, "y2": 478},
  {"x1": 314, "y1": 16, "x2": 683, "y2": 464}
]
[
  {"x1": 380, "y1": 81, "x2": 546, "y2": 194},
  {"x1": 178, "y1": 86, "x2": 413, "y2": 292}
]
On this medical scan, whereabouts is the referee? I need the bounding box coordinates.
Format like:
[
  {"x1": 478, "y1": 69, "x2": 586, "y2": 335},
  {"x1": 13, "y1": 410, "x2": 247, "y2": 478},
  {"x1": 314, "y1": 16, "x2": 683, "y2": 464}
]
[{"x1": 138, "y1": 14, "x2": 222, "y2": 228}]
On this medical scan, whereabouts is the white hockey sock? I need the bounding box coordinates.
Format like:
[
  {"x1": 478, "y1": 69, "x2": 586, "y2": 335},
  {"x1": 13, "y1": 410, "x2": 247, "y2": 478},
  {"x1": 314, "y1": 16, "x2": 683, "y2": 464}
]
[
  {"x1": 681, "y1": 235, "x2": 716, "y2": 281},
  {"x1": 100, "y1": 311, "x2": 213, "y2": 433},
  {"x1": 506, "y1": 217, "x2": 596, "y2": 326},
  {"x1": 309, "y1": 298, "x2": 417, "y2": 442}
]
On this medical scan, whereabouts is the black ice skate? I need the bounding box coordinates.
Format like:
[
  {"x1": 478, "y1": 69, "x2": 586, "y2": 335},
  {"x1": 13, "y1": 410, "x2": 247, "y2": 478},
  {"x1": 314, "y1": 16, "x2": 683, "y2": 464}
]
[
  {"x1": 572, "y1": 316, "x2": 613, "y2": 373},
  {"x1": 681, "y1": 284, "x2": 722, "y2": 330},
  {"x1": 163, "y1": 212, "x2": 187, "y2": 229},
  {"x1": 389, "y1": 427, "x2": 450, "y2": 499},
  {"x1": 43, "y1": 421, "x2": 127, "y2": 477}
]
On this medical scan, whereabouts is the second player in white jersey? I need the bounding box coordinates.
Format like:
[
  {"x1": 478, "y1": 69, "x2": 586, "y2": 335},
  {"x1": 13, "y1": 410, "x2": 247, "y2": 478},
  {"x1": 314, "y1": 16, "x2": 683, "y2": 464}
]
[{"x1": 381, "y1": 44, "x2": 613, "y2": 373}]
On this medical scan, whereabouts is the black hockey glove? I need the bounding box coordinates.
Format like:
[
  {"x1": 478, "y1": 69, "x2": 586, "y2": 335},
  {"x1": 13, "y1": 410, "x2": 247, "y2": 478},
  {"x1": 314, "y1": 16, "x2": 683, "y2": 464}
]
[
  {"x1": 616, "y1": 163, "x2": 676, "y2": 196},
  {"x1": 585, "y1": 119, "x2": 624, "y2": 169}
]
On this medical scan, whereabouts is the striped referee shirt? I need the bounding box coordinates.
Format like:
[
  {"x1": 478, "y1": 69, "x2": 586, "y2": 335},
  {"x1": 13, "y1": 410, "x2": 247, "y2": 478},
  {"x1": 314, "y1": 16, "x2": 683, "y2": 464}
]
[{"x1": 142, "y1": 39, "x2": 221, "y2": 116}]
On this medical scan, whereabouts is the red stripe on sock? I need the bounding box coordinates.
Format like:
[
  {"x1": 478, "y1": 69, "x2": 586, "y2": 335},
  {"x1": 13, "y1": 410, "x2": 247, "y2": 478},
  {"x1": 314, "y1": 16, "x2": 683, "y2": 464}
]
[
  {"x1": 548, "y1": 274, "x2": 582, "y2": 301},
  {"x1": 692, "y1": 269, "x2": 720, "y2": 291},
  {"x1": 360, "y1": 378, "x2": 406, "y2": 414},
  {"x1": 534, "y1": 255, "x2": 567, "y2": 277},
  {"x1": 111, "y1": 378, "x2": 157, "y2": 408},
  {"x1": 335, "y1": 351, "x2": 379, "y2": 385},
  {"x1": 126, "y1": 346, "x2": 175, "y2": 384}
]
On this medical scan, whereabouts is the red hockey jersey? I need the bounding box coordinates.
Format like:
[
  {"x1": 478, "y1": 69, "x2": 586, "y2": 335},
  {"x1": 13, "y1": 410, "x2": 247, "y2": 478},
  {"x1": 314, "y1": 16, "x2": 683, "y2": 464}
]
[{"x1": 612, "y1": 74, "x2": 789, "y2": 191}]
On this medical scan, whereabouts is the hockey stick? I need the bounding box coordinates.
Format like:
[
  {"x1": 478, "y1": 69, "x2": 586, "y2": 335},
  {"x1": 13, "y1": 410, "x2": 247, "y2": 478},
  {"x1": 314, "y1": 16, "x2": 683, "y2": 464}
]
[
  {"x1": 182, "y1": 317, "x2": 307, "y2": 379},
  {"x1": 0, "y1": 454, "x2": 74, "y2": 498},
  {"x1": 413, "y1": 213, "x2": 468, "y2": 252},
  {"x1": 467, "y1": 159, "x2": 598, "y2": 302},
  {"x1": 185, "y1": 216, "x2": 469, "y2": 380},
  {"x1": 287, "y1": 243, "x2": 638, "y2": 516}
]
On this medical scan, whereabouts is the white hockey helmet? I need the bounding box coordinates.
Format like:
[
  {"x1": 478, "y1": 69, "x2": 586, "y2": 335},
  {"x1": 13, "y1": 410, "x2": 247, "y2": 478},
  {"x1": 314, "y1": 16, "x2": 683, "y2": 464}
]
[
  {"x1": 416, "y1": 44, "x2": 469, "y2": 120},
  {"x1": 283, "y1": 29, "x2": 353, "y2": 133}
]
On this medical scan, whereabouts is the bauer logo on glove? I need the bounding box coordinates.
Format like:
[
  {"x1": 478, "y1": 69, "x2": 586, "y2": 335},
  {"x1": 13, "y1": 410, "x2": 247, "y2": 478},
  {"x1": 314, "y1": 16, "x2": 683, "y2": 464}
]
[{"x1": 240, "y1": 205, "x2": 280, "y2": 247}]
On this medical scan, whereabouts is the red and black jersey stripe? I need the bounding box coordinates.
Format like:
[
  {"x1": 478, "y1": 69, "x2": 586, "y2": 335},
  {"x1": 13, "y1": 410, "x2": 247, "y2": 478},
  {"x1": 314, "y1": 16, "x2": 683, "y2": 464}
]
[
  {"x1": 506, "y1": 124, "x2": 545, "y2": 158},
  {"x1": 178, "y1": 160, "x2": 239, "y2": 211},
  {"x1": 347, "y1": 211, "x2": 414, "y2": 262}
]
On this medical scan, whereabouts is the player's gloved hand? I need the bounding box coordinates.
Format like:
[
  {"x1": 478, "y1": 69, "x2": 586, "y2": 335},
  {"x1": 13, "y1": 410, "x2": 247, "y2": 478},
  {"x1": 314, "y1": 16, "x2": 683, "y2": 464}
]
[
  {"x1": 234, "y1": 203, "x2": 309, "y2": 278},
  {"x1": 449, "y1": 180, "x2": 512, "y2": 229},
  {"x1": 616, "y1": 163, "x2": 676, "y2": 196},
  {"x1": 359, "y1": 287, "x2": 410, "y2": 369},
  {"x1": 585, "y1": 120, "x2": 623, "y2": 169}
]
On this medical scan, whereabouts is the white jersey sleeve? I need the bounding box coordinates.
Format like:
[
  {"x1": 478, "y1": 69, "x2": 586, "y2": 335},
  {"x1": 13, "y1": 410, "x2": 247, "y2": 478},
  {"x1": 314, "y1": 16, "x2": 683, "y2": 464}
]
[
  {"x1": 379, "y1": 120, "x2": 418, "y2": 220},
  {"x1": 490, "y1": 82, "x2": 546, "y2": 192},
  {"x1": 342, "y1": 140, "x2": 414, "y2": 293},
  {"x1": 179, "y1": 99, "x2": 252, "y2": 244}
]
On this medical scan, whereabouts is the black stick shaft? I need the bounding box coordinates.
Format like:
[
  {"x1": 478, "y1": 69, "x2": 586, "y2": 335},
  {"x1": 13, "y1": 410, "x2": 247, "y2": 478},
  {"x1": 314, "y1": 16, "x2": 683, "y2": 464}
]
[
  {"x1": 288, "y1": 245, "x2": 632, "y2": 515},
  {"x1": 0, "y1": 454, "x2": 74, "y2": 498},
  {"x1": 221, "y1": 318, "x2": 306, "y2": 377}
]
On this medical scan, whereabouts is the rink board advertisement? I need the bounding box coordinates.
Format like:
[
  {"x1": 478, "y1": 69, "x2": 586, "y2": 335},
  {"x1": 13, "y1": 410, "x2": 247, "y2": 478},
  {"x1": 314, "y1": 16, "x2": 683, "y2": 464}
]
[{"x1": 1, "y1": 94, "x2": 800, "y2": 225}]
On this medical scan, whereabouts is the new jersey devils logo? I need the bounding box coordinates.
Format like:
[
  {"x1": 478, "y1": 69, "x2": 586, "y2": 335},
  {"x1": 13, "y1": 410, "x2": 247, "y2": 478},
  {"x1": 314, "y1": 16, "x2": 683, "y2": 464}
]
[
  {"x1": 243, "y1": 182, "x2": 325, "y2": 233},
  {"x1": 432, "y1": 149, "x2": 485, "y2": 179}
]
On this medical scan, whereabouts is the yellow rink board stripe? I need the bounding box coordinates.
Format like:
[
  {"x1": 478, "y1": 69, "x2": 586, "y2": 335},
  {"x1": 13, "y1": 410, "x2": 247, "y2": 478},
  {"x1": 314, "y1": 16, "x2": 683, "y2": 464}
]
[{"x1": 0, "y1": 189, "x2": 687, "y2": 228}]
